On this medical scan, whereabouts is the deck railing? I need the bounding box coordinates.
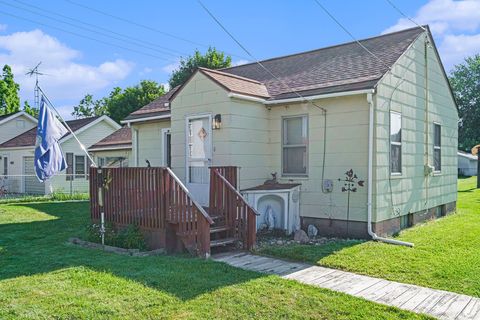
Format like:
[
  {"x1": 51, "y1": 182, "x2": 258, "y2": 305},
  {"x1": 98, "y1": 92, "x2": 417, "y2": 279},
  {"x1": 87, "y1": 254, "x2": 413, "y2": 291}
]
[
  {"x1": 210, "y1": 167, "x2": 258, "y2": 250},
  {"x1": 90, "y1": 167, "x2": 213, "y2": 257},
  {"x1": 90, "y1": 167, "x2": 165, "y2": 230},
  {"x1": 164, "y1": 168, "x2": 213, "y2": 257}
]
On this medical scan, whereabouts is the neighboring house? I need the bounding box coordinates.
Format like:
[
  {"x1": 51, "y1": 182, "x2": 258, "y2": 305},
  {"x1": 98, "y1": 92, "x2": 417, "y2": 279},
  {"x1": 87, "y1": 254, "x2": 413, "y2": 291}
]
[
  {"x1": 123, "y1": 26, "x2": 458, "y2": 238},
  {"x1": 88, "y1": 127, "x2": 132, "y2": 168},
  {"x1": 458, "y1": 151, "x2": 477, "y2": 176},
  {"x1": 0, "y1": 115, "x2": 120, "y2": 195},
  {"x1": 0, "y1": 111, "x2": 38, "y2": 192}
]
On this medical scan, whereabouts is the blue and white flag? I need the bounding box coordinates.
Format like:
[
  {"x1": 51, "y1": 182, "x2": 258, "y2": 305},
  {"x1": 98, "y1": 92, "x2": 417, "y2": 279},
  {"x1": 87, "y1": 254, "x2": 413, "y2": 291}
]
[{"x1": 34, "y1": 97, "x2": 68, "y2": 182}]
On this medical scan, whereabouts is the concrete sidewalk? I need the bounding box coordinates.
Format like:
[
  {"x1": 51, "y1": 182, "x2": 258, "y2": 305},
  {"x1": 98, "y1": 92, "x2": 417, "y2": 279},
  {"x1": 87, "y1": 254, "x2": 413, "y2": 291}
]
[{"x1": 213, "y1": 252, "x2": 480, "y2": 320}]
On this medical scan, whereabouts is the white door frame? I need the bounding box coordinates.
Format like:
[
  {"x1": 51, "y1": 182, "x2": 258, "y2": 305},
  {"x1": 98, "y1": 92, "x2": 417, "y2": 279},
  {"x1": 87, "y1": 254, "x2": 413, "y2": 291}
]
[
  {"x1": 161, "y1": 127, "x2": 171, "y2": 167},
  {"x1": 185, "y1": 113, "x2": 212, "y2": 205}
]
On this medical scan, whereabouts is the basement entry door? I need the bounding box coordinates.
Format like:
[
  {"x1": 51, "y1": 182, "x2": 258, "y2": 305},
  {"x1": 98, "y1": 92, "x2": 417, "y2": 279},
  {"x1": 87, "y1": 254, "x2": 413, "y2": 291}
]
[{"x1": 186, "y1": 114, "x2": 212, "y2": 206}]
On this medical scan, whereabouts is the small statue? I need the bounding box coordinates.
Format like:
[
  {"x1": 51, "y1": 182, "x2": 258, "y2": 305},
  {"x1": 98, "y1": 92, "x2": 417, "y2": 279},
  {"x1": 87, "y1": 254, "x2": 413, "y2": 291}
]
[
  {"x1": 264, "y1": 172, "x2": 278, "y2": 185},
  {"x1": 264, "y1": 205, "x2": 276, "y2": 231},
  {"x1": 145, "y1": 159, "x2": 151, "y2": 168}
]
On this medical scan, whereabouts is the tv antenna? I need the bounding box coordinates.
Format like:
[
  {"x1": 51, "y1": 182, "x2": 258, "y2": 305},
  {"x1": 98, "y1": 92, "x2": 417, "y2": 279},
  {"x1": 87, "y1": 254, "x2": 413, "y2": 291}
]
[{"x1": 26, "y1": 62, "x2": 48, "y2": 109}]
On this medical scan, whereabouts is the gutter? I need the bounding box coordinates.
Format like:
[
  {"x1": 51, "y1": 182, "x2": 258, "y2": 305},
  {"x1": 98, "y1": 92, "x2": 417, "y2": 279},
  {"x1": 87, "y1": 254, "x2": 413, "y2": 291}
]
[
  {"x1": 366, "y1": 92, "x2": 414, "y2": 247},
  {"x1": 121, "y1": 113, "x2": 171, "y2": 124},
  {"x1": 265, "y1": 89, "x2": 374, "y2": 105},
  {"x1": 228, "y1": 89, "x2": 375, "y2": 105}
]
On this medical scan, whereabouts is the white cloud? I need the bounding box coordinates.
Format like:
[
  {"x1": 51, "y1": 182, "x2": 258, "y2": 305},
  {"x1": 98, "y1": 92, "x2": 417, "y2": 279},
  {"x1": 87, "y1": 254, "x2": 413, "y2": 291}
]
[
  {"x1": 0, "y1": 24, "x2": 7, "y2": 32},
  {"x1": 139, "y1": 67, "x2": 153, "y2": 76},
  {"x1": 383, "y1": 0, "x2": 480, "y2": 70},
  {"x1": 0, "y1": 29, "x2": 134, "y2": 100}
]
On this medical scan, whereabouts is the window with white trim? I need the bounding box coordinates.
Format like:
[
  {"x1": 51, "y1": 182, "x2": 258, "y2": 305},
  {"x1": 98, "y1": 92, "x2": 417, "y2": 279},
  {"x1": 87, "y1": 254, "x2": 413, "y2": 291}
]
[
  {"x1": 282, "y1": 115, "x2": 308, "y2": 175},
  {"x1": 390, "y1": 112, "x2": 402, "y2": 174},
  {"x1": 75, "y1": 155, "x2": 86, "y2": 178},
  {"x1": 434, "y1": 123, "x2": 441, "y2": 172}
]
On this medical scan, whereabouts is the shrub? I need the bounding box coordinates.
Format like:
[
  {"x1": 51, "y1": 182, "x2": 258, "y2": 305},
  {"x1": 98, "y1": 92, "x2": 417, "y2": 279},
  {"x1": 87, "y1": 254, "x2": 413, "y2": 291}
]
[{"x1": 84, "y1": 223, "x2": 146, "y2": 250}]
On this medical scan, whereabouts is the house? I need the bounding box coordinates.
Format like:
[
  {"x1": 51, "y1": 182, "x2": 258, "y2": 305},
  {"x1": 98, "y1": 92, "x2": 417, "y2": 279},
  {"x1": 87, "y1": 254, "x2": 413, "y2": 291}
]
[
  {"x1": 458, "y1": 151, "x2": 477, "y2": 176},
  {"x1": 0, "y1": 115, "x2": 120, "y2": 195},
  {"x1": 88, "y1": 127, "x2": 132, "y2": 168},
  {"x1": 122, "y1": 87, "x2": 178, "y2": 168},
  {"x1": 122, "y1": 26, "x2": 458, "y2": 239}
]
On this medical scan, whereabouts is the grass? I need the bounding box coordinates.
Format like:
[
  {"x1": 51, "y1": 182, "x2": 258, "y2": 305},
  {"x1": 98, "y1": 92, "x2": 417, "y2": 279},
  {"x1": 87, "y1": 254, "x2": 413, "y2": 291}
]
[
  {"x1": 0, "y1": 192, "x2": 89, "y2": 204},
  {"x1": 0, "y1": 202, "x2": 429, "y2": 319},
  {"x1": 257, "y1": 177, "x2": 480, "y2": 297}
]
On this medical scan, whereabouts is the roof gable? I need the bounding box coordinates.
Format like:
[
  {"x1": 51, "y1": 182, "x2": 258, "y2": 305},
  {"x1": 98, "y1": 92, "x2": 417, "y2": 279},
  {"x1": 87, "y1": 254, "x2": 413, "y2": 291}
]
[
  {"x1": 123, "y1": 26, "x2": 428, "y2": 122},
  {"x1": 0, "y1": 111, "x2": 37, "y2": 126},
  {"x1": 0, "y1": 115, "x2": 119, "y2": 148}
]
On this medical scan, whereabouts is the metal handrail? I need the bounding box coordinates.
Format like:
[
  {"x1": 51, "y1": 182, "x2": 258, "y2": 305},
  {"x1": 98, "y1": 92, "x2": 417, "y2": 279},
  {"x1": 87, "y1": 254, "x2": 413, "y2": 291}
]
[{"x1": 165, "y1": 167, "x2": 214, "y2": 224}]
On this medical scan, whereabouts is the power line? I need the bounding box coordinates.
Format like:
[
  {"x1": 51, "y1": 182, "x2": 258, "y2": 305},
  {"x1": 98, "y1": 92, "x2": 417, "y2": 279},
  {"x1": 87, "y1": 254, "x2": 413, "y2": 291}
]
[
  {"x1": 384, "y1": 0, "x2": 427, "y2": 31},
  {"x1": 4, "y1": 0, "x2": 182, "y2": 59},
  {"x1": 197, "y1": 0, "x2": 326, "y2": 113},
  {"x1": 64, "y1": 0, "x2": 248, "y2": 60},
  {"x1": 311, "y1": 0, "x2": 394, "y2": 72},
  {"x1": 0, "y1": 9, "x2": 173, "y2": 61},
  {"x1": 196, "y1": 0, "x2": 330, "y2": 193}
]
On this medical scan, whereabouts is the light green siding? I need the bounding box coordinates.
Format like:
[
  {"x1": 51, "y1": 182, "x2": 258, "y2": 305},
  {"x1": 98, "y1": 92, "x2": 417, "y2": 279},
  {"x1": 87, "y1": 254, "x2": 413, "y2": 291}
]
[
  {"x1": 373, "y1": 34, "x2": 458, "y2": 222},
  {"x1": 170, "y1": 72, "x2": 271, "y2": 187},
  {"x1": 131, "y1": 121, "x2": 170, "y2": 167}
]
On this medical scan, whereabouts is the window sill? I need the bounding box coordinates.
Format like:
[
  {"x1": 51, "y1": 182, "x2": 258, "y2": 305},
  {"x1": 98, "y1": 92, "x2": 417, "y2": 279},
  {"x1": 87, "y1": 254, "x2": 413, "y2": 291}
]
[
  {"x1": 390, "y1": 173, "x2": 402, "y2": 179},
  {"x1": 281, "y1": 174, "x2": 309, "y2": 180},
  {"x1": 433, "y1": 171, "x2": 442, "y2": 176}
]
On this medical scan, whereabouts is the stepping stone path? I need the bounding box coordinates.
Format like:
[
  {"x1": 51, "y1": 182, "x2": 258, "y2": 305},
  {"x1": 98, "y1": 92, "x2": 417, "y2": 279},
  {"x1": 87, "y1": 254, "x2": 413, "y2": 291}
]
[{"x1": 213, "y1": 252, "x2": 480, "y2": 320}]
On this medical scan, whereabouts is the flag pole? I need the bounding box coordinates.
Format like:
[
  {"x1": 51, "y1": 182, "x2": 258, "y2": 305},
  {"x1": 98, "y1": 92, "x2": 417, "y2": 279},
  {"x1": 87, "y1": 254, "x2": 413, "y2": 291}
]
[{"x1": 36, "y1": 85, "x2": 97, "y2": 167}]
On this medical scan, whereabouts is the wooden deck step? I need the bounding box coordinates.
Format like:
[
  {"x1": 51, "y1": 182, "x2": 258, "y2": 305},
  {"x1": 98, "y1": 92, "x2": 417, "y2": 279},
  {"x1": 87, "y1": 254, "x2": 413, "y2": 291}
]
[
  {"x1": 210, "y1": 237, "x2": 236, "y2": 247},
  {"x1": 210, "y1": 226, "x2": 230, "y2": 234}
]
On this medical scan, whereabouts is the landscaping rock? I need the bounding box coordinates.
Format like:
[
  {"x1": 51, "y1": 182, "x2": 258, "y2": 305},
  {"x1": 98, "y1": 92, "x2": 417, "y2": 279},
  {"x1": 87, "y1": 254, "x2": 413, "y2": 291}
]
[
  {"x1": 294, "y1": 229, "x2": 309, "y2": 243},
  {"x1": 307, "y1": 224, "x2": 318, "y2": 238}
]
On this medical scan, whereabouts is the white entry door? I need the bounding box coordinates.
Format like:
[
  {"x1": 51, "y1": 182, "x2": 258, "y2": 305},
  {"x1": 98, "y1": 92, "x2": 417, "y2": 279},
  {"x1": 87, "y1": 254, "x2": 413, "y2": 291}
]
[{"x1": 186, "y1": 114, "x2": 212, "y2": 206}]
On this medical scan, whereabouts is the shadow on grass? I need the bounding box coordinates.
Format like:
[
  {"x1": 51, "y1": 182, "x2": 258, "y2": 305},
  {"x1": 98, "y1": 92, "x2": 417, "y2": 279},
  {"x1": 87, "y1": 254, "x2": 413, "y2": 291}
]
[{"x1": 0, "y1": 202, "x2": 264, "y2": 301}]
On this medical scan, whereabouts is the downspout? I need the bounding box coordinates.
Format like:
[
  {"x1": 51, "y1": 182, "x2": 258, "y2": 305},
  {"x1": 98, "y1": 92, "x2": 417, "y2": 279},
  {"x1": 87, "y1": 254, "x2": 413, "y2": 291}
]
[{"x1": 367, "y1": 92, "x2": 414, "y2": 247}]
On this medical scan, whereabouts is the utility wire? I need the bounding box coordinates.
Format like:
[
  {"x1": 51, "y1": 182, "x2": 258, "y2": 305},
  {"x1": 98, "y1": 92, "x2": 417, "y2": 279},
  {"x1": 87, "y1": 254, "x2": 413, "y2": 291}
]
[
  {"x1": 3, "y1": 0, "x2": 180, "y2": 59},
  {"x1": 64, "y1": 0, "x2": 248, "y2": 60},
  {"x1": 197, "y1": 0, "x2": 326, "y2": 113},
  {"x1": 384, "y1": 0, "x2": 427, "y2": 31},
  {"x1": 0, "y1": 9, "x2": 172, "y2": 61},
  {"x1": 196, "y1": 0, "x2": 330, "y2": 193}
]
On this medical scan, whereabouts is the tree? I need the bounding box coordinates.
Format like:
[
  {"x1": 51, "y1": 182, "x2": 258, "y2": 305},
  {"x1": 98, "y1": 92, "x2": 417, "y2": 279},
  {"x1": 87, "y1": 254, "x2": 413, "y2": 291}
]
[
  {"x1": 72, "y1": 80, "x2": 165, "y2": 123},
  {"x1": 168, "y1": 47, "x2": 232, "y2": 88},
  {"x1": 72, "y1": 94, "x2": 108, "y2": 119},
  {"x1": 449, "y1": 54, "x2": 480, "y2": 151},
  {"x1": 0, "y1": 65, "x2": 21, "y2": 115},
  {"x1": 23, "y1": 100, "x2": 39, "y2": 118}
]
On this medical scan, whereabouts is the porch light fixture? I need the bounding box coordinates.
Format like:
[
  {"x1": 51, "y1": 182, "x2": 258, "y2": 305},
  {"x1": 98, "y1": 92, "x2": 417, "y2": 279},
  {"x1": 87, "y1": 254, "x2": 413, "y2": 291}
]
[{"x1": 213, "y1": 114, "x2": 222, "y2": 130}]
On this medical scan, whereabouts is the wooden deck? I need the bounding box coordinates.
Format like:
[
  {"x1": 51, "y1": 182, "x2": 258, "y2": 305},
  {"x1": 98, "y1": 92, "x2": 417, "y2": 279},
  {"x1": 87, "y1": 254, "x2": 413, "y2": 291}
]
[{"x1": 213, "y1": 252, "x2": 480, "y2": 320}]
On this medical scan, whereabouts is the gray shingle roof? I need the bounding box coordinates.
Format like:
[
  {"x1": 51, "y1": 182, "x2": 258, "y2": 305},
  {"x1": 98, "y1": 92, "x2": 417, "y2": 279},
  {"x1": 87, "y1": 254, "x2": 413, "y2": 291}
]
[
  {"x1": 88, "y1": 127, "x2": 132, "y2": 151},
  {"x1": 221, "y1": 26, "x2": 425, "y2": 100},
  {"x1": 124, "y1": 26, "x2": 426, "y2": 121}
]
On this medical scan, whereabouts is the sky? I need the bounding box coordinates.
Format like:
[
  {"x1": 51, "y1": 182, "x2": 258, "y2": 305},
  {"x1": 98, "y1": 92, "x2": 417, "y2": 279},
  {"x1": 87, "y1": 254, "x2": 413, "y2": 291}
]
[{"x1": 0, "y1": 0, "x2": 479, "y2": 119}]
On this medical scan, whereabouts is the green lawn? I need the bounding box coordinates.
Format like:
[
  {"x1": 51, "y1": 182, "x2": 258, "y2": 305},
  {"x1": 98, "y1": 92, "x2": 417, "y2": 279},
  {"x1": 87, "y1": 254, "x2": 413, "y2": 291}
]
[
  {"x1": 0, "y1": 201, "x2": 428, "y2": 319},
  {"x1": 258, "y1": 177, "x2": 480, "y2": 298}
]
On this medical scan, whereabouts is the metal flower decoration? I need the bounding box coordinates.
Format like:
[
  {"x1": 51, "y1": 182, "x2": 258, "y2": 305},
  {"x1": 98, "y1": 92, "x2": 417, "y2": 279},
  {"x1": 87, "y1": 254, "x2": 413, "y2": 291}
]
[
  {"x1": 339, "y1": 169, "x2": 364, "y2": 193},
  {"x1": 338, "y1": 169, "x2": 365, "y2": 237}
]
